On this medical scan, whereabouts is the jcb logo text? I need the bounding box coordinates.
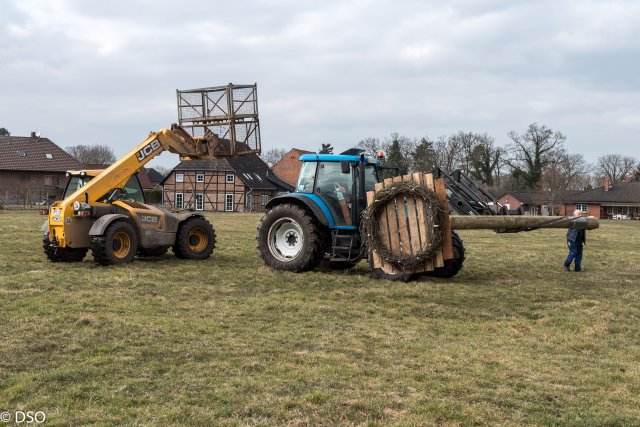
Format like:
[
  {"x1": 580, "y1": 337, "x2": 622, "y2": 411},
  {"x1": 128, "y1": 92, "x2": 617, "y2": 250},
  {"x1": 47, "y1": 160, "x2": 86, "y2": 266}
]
[{"x1": 136, "y1": 139, "x2": 161, "y2": 162}]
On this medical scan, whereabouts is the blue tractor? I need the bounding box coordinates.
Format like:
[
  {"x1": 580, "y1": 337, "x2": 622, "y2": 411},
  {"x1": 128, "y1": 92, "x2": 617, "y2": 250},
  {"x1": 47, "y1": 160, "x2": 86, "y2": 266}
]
[{"x1": 256, "y1": 150, "x2": 466, "y2": 279}]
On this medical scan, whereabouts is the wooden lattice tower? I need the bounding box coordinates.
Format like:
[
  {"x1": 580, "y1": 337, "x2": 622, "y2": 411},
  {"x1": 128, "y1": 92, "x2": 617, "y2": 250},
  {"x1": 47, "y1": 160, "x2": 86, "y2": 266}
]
[{"x1": 176, "y1": 83, "x2": 261, "y2": 157}]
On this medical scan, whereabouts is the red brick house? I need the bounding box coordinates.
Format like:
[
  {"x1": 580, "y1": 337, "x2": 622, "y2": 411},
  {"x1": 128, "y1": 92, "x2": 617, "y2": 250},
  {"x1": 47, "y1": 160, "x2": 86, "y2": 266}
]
[
  {"x1": 0, "y1": 133, "x2": 83, "y2": 206},
  {"x1": 564, "y1": 180, "x2": 640, "y2": 219},
  {"x1": 498, "y1": 191, "x2": 580, "y2": 216},
  {"x1": 161, "y1": 154, "x2": 292, "y2": 212},
  {"x1": 271, "y1": 148, "x2": 314, "y2": 187}
]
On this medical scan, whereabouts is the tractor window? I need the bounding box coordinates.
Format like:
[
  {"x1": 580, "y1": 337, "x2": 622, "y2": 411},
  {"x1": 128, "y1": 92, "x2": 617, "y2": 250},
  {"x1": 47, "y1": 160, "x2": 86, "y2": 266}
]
[
  {"x1": 296, "y1": 162, "x2": 317, "y2": 193},
  {"x1": 364, "y1": 164, "x2": 379, "y2": 192},
  {"x1": 315, "y1": 162, "x2": 353, "y2": 226},
  {"x1": 63, "y1": 176, "x2": 93, "y2": 199}
]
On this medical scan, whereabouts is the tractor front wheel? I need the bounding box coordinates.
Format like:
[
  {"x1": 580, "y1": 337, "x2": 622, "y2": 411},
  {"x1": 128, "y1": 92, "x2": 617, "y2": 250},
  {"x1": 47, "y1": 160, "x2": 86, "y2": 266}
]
[
  {"x1": 427, "y1": 230, "x2": 466, "y2": 279},
  {"x1": 91, "y1": 221, "x2": 138, "y2": 266},
  {"x1": 257, "y1": 204, "x2": 323, "y2": 272}
]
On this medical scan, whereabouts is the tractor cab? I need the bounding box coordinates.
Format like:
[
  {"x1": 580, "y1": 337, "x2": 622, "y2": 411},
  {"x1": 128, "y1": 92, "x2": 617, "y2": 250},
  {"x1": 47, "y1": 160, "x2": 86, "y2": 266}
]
[{"x1": 295, "y1": 151, "x2": 381, "y2": 228}]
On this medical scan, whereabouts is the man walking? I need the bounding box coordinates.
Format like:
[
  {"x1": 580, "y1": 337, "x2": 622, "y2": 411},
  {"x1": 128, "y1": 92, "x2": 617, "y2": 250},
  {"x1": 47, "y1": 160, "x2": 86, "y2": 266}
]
[{"x1": 564, "y1": 209, "x2": 587, "y2": 272}]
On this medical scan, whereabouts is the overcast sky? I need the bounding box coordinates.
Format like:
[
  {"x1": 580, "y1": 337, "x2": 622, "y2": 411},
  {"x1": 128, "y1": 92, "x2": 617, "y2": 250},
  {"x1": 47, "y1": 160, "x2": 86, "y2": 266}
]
[{"x1": 1, "y1": 0, "x2": 639, "y2": 169}]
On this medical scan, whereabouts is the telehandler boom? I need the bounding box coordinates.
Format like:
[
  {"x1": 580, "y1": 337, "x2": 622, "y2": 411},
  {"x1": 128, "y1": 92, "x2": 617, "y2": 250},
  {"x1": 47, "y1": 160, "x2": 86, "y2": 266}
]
[{"x1": 43, "y1": 125, "x2": 220, "y2": 265}]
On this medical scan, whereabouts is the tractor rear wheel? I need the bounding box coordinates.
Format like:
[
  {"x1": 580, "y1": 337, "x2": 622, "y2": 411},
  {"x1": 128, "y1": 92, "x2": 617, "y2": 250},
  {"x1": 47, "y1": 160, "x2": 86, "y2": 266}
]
[
  {"x1": 428, "y1": 230, "x2": 465, "y2": 279},
  {"x1": 91, "y1": 221, "x2": 138, "y2": 265},
  {"x1": 172, "y1": 216, "x2": 216, "y2": 260},
  {"x1": 43, "y1": 233, "x2": 87, "y2": 262},
  {"x1": 257, "y1": 203, "x2": 323, "y2": 272}
]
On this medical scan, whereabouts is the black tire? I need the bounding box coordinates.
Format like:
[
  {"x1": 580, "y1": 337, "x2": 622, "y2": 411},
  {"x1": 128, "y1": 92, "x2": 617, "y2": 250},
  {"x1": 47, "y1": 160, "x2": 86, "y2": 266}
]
[
  {"x1": 172, "y1": 216, "x2": 216, "y2": 260},
  {"x1": 43, "y1": 232, "x2": 87, "y2": 262},
  {"x1": 430, "y1": 230, "x2": 465, "y2": 278},
  {"x1": 91, "y1": 221, "x2": 138, "y2": 266},
  {"x1": 256, "y1": 203, "x2": 323, "y2": 272},
  {"x1": 137, "y1": 247, "x2": 169, "y2": 257}
]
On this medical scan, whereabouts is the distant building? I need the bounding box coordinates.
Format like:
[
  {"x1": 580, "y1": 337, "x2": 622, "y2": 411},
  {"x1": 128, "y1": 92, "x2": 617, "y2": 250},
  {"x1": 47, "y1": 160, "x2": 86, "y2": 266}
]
[
  {"x1": 498, "y1": 191, "x2": 580, "y2": 216},
  {"x1": 0, "y1": 133, "x2": 83, "y2": 205},
  {"x1": 272, "y1": 148, "x2": 315, "y2": 187},
  {"x1": 145, "y1": 168, "x2": 165, "y2": 188},
  {"x1": 564, "y1": 180, "x2": 640, "y2": 219},
  {"x1": 161, "y1": 154, "x2": 292, "y2": 212}
]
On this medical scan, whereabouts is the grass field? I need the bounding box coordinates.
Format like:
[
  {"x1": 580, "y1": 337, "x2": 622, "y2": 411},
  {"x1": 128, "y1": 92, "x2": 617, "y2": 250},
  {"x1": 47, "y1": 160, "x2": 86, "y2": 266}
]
[{"x1": 1, "y1": 211, "x2": 639, "y2": 426}]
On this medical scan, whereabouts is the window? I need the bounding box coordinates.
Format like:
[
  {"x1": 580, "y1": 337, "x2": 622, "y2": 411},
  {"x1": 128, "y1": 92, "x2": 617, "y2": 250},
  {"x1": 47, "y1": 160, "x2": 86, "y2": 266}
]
[
  {"x1": 225, "y1": 194, "x2": 234, "y2": 211},
  {"x1": 576, "y1": 203, "x2": 587, "y2": 213},
  {"x1": 45, "y1": 153, "x2": 53, "y2": 160},
  {"x1": 243, "y1": 173, "x2": 253, "y2": 180},
  {"x1": 195, "y1": 193, "x2": 204, "y2": 210},
  {"x1": 254, "y1": 173, "x2": 263, "y2": 181},
  {"x1": 175, "y1": 193, "x2": 183, "y2": 209},
  {"x1": 261, "y1": 194, "x2": 269, "y2": 205},
  {"x1": 17, "y1": 150, "x2": 26, "y2": 157},
  {"x1": 176, "y1": 173, "x2": 184, "y2": 183},
  {"x1": 44, "y1": 175, "x2": 59, "y2": 186},
  {"x1": 226, "y1": 173, "x2": 235, "y2": 183},
  {"x1": 246, "y1": 192, "x2": 252, "y2": 210},
  {"x1": 296, "y1": 162, "x2": 318, "y2": 193},
  {"x1": 196, "y1": 173, "x2": 204, "y2": 183}
]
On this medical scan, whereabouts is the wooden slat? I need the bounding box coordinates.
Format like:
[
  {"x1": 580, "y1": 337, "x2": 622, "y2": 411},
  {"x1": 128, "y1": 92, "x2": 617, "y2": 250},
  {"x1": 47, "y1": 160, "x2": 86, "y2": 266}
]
[
  {"x1": 434, "y1": 177, "x2": 453, "y2": 261},
  {"x1": 404, "y1": 174, "x2": 421, "y2": 255},
  {"x1": 412, "y1": 172, "x2": 433, "y2": 273},
  {"x1": 408, "y1": 173, "x2": 425, "y2": 273},
  {"x1": 421, "y1": 173, "x2": 435, "y2": 271},
  {"x1": 366, "y1": 190, "x2": 382, "y2": 269},
  {"x1": 384, "y1": 178, "x2": 400, "y2": 265},
  {"x1": 395, "y1": 175, "x2": 412, "y2": 260}
]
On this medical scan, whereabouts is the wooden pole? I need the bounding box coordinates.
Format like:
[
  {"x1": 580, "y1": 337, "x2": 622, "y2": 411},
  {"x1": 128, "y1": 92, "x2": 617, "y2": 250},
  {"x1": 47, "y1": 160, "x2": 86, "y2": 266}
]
[{"x1": 449, "y1": 215, "x2": 599, "y2": 231}]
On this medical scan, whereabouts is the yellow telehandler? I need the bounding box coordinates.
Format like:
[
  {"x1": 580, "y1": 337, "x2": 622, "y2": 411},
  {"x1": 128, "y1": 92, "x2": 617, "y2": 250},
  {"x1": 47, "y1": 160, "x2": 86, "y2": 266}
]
[{"x1": 43, "y1": 125, "x2": 220, "y2": 265}]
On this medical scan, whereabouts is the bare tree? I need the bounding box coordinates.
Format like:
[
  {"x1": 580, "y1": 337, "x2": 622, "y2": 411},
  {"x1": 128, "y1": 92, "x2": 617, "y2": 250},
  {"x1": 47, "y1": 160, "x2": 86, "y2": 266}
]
[
  {"x1": 434, "y1": 135, "x2": 460, "y2": 172},
  {"x1": 152, "y1": 165, "x2": 172, "y2": 178},
  {"x1": 66, "y1": 144, "x2": 116, "y2": 164},
  {"x1": 596, "y1": 154, "x2": 637, "y2": 183},
  {"x1": 468, "y1": 134, "x2": 501, "y2": 186},
  {"x1": 505, "y1": 122, "x2": 566, "y2": 189},
  {"x1": 540, "y1": 150, "x2": 590, "y2": 214},
  {"x1": 260, "y1": 148, "x2": 288, "y2": 167},
  {"x1": 357, "y1": 137, "x2": 383, "y2": 155}
]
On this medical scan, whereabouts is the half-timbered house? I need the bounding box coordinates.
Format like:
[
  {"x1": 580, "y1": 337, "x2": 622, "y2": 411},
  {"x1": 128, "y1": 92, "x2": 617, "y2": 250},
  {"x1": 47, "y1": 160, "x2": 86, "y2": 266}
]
[{"x1": 161, "y1": 154, "x2": 292, "y2": 212}]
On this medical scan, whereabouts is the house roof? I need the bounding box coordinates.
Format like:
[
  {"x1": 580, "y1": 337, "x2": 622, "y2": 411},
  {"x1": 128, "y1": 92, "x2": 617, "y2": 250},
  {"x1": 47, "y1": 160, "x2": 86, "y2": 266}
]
[
  {"x1": 163, "y1": 155, "x2": 293, "y2": 192},
  {"x1": 566, "y1": 182, "x2": 640, "y2": 204},
  {"x1": 500, "y1": 190, "x2": 582, "y2": 205},
  {"x1": 0, "y1": 135, "x2": 83, "y2": 172},
  {"x1": 227, "y1": 155, "x2": 293, "y2": 191},
  {"x1": 145, "y1": 168, "x2": 165, "y2": 183}
]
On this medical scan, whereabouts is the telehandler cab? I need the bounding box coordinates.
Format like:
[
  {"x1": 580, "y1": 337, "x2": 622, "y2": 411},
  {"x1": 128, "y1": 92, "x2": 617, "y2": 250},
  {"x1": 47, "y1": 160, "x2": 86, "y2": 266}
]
[{"x1": 43, "y1": 125, "x2": 219, "y2": 266}]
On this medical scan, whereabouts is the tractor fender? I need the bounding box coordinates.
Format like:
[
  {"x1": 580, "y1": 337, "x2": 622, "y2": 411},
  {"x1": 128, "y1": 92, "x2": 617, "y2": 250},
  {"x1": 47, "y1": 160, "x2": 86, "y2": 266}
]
[
  {"x1": 176, "y1": 212, "x2": 206, "y2": 223},
  {"x1": 265, "y1": 194, "x2": 331, "y2": 227},
  {"x1": 89, "y1": 214, "x2": 129, "y2": 236}
]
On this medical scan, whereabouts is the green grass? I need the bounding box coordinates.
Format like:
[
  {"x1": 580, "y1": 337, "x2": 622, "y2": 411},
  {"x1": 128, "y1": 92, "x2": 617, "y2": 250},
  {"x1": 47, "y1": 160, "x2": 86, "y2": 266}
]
[{"x1": 1, "y1": 211, "x2": 639, "y2": 426}]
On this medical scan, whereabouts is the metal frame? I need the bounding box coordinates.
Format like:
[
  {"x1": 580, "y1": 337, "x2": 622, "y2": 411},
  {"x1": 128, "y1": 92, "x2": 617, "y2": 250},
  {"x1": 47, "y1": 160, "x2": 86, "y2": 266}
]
[{"x1": 176, "y1": 83, "x2": 261, "y2": 157}]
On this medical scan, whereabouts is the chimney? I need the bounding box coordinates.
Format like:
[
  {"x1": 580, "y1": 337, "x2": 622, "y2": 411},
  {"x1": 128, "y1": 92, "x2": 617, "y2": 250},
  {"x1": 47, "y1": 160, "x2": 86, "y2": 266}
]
[
  {"x1": 604, "y1": 179, "x2": 609, "y2": 192},
  {"x1": 30, "y1": 132, "x2": 36, "y2": 138}
]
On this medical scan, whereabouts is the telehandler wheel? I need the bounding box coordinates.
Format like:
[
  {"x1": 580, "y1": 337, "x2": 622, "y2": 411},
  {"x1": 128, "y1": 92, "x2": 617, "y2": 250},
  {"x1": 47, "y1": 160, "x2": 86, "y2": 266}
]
[
  {"x1": 172, "y1": 216, "x2": 216, "y2": 260},
  {"x1": 256, "y1": 203, "x2": 323, "y2": 272},
  {"x1": 43, "y1": 233, "x2": 87, "y2": 262},
  {"x1": 91, "y1": 220, "x2": 138, "y2": 266},
  {"x1": 428, "y1": 230, "x2": 466, "y2": 279}
]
